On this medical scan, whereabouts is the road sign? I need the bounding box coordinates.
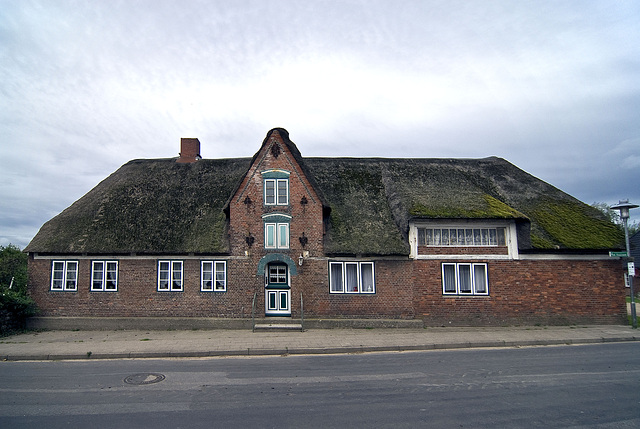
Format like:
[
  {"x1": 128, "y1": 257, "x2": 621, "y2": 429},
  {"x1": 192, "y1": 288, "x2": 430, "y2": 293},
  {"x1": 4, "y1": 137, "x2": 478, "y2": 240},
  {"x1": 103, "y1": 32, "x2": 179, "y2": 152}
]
[
  {"x1": 629, "y1": 262, "x2": 636, "y2": 276},
  {"x1": 609, "y1": 251, "x2": 628, "y2": 257}
]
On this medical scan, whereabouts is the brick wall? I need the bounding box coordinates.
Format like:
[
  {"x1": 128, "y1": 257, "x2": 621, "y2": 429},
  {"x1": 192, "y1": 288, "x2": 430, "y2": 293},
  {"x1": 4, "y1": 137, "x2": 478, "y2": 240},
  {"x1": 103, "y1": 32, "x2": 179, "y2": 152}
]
[
  {"x1": 28, "y1": 255, "x2": 626, "y2": 324},
  {"x1": 413, "y1": 259, "x2": 626, "y2": 325}
]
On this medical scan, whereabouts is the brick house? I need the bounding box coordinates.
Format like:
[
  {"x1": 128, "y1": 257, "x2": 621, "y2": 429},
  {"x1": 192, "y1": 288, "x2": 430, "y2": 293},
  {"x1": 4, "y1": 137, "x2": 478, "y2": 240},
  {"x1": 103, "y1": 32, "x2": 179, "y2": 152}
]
[{"x1": 25, "y1": 128, "x2": 628, "y2": 326}]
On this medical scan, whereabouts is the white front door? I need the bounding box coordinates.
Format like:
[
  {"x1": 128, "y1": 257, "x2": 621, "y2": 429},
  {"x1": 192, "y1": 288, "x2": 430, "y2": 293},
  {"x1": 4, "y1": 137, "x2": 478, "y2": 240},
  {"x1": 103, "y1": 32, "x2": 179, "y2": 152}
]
[{"x1": 265, "y1": 263, "x2": 291, "y2": 316}]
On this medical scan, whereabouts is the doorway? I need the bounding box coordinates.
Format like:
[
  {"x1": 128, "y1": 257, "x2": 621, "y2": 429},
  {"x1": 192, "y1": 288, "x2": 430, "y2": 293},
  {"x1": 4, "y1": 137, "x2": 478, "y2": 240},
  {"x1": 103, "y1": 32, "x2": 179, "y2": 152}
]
[{"x1": 265, "y1": 262, "x2": 291, "y2": 316}]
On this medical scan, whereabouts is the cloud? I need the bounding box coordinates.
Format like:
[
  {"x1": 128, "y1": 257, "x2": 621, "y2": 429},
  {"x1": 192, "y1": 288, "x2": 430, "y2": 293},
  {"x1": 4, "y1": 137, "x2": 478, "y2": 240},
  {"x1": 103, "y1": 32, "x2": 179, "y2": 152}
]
[{"x1": 1, "y1": 0, "x2": 640, "y2": 247}]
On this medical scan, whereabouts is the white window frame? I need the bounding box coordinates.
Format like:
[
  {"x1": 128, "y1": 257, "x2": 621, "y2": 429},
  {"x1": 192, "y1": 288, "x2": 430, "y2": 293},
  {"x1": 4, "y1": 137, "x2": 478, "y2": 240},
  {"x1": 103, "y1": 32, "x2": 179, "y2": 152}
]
[
  {"x1": 201, "y1": 260, "x2": 227, "y2": 292},
  {"x1": 265, "y1": 222, "x2": 289, "y2": 249},
  {"x1": 91, "y1": 260, "x2": 118, "y2": 292},
  {"x1": 158, "y1": 260, "x2": 183, "y2": 291},
  {"x1": 51, "y1": 260, "x2": 78, "y2": 291},
  {"x1": 329, "y1": 262, "x2": 375, "y2": 294},
  {"x1": 264, "y1": 178, "x2": 289, "y2": 206},
  {"x1": 442, "y1": 263, "x2": 489, "y2": 296}
]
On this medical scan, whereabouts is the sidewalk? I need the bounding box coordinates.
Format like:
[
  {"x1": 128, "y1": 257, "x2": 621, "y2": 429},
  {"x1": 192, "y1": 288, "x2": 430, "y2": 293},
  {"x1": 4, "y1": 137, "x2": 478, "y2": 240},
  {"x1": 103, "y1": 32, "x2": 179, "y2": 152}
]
[{"x1": 1, "y1": 325, "x2": 638, "y2": 361}]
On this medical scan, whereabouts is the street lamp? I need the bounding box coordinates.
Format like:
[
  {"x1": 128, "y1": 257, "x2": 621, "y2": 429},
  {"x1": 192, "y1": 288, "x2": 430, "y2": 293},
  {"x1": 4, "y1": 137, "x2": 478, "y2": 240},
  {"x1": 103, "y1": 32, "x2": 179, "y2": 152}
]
[{"x1": 610, "y1": 199, "x2": 639, "y2": 328}]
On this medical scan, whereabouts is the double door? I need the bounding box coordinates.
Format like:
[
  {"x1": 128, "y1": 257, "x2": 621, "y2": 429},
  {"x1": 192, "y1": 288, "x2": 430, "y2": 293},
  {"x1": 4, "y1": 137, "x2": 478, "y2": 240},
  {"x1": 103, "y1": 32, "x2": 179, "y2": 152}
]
[{"x1": 265, "y1": 263, "x2": 291, "y2": 316}]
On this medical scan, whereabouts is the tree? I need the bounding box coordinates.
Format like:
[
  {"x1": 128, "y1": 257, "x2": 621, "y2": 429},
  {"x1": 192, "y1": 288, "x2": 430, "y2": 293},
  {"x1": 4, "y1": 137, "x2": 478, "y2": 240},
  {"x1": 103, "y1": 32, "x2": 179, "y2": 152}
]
[
  {"x1": 0, "y1": 244, "x2": 35, "y2": 335},
  {"x1": 0, "y1": 244, "x2": 28, "y2": 295},
  {"x1": 592, "y1": 202, "x2": 639, "y2": 235}
]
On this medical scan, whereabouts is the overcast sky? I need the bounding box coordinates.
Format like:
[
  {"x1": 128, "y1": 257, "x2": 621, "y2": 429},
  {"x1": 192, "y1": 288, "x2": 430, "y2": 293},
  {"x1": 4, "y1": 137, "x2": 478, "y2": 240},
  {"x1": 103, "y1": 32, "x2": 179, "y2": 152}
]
[{"x1": 2, "y1": 0, "x2": 639, "y2": 249}]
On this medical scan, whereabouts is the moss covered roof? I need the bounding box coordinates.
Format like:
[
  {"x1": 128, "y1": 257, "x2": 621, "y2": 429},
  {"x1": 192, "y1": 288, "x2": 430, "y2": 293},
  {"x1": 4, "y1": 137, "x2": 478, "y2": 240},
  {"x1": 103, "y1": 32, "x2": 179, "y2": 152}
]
[{"x1": 26, "y1": 150, "x2": 623, "y2": 255}]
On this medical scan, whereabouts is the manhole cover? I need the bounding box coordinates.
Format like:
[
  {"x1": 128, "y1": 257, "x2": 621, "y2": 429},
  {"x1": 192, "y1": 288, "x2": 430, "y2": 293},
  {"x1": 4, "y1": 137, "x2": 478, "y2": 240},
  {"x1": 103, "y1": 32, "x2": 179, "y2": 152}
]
[{"x1": 124, "y1": 373, "x2": 166, "y2": 385}]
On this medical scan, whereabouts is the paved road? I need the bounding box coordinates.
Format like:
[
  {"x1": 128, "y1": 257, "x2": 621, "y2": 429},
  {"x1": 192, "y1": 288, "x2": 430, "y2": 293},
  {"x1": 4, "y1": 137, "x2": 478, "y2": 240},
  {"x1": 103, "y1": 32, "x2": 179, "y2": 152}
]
[{"x1": 1, "y1": 343, "x2": 639, "y2": 428}]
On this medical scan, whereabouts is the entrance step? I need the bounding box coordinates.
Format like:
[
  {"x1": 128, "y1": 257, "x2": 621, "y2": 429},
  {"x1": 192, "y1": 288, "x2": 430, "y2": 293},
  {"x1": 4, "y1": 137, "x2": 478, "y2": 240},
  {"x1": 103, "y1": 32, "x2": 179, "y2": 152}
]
[{"x1": 253, "y1": 318, "x2": 304, "y2": 332}]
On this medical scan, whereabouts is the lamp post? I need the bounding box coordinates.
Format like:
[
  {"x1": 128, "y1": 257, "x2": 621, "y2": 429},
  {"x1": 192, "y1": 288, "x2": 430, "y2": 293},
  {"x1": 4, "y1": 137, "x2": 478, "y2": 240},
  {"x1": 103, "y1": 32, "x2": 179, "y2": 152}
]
[{"x1": 610, "y1": 199, "x2": 638, "y2": 328}]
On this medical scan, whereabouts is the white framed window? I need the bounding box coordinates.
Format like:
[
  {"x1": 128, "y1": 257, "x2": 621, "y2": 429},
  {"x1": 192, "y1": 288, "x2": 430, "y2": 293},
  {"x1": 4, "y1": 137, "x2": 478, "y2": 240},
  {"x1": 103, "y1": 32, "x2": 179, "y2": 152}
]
[
  {"x1": 264, "y1": 179, "x2": 289, "y2": 206},
  {"x1": 201, "y1": 260, "x2": 227, "y2": 292},
  {"x1": 265, "y1": 222, "x2": 289, "y2": 249},
  {"x1": 51, "y1": 260, "x2": 78, "y2": 291},
  {"x1": 329, "y1": 262, "x2": 375, "y2": 294},
  {"x1": 158, "y1": 260, "x2": 183, "y2": 291},
  {"x1": 442, "y1": 263, "x2": 488, "y2": 295},
  {"x1": 418, "y1": 227, "x2": 506, "y2": 246},
  {"x1": 91, "y1": 261, "x2": 118, "y2": 291}
]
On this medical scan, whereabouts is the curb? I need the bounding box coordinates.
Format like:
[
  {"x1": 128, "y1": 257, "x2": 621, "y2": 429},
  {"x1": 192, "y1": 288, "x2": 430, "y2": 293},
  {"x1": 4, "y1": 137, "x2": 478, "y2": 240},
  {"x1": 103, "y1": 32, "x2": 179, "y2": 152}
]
[{"x1": 2, "y1": 336, "x2": 638, "y2": 361}]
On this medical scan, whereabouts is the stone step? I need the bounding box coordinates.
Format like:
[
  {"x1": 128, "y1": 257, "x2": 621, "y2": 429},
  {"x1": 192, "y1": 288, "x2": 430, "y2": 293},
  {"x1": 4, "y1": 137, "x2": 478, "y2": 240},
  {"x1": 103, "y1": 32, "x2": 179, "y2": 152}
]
[
  {"x1": 253, "y1": 323, "x2": 304, "y2": 332},
  {"x1": 253, "y1": 318, "x2": 304, "y2": 332}
]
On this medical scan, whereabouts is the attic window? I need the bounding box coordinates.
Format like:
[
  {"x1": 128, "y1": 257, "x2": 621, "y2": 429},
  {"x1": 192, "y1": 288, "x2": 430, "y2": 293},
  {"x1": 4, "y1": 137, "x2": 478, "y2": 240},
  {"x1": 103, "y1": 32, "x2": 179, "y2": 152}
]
[{"x1": 418, "y1": 227, "x2": 506, "y2": 246}]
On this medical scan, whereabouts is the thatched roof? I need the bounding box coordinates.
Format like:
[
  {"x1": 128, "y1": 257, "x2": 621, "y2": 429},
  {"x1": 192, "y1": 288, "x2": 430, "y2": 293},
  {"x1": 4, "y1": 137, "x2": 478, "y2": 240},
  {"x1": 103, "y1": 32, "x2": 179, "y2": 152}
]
[
  {"x1": 26, "y1": 157, "x2": 251, "y2": 254},
  {"x1": 26, "y1": 148, "x2": 622, "y2": 256}
]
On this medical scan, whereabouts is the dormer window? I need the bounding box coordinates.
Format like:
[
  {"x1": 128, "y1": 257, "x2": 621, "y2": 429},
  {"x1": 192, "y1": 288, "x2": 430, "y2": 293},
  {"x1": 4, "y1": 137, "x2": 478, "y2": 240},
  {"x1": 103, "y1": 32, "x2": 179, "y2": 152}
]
[{"x1": 262, "y1": 170, "x2": 290, "y2": 206}]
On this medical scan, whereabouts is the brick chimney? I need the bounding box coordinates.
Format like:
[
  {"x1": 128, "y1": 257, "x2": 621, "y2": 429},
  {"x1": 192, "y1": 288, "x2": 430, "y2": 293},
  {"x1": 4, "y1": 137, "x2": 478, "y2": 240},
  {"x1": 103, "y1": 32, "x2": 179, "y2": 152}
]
[{"x1": 177, "y1": 138, "x2": 201, "y2": 163}]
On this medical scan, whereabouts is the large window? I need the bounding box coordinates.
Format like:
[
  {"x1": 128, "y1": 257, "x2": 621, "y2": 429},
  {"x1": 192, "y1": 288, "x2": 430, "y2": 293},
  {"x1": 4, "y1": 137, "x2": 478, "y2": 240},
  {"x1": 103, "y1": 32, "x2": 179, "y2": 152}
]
[
  {"x1": 442, "y1": 263, "x2": 488, "y2": 295},
  {"x1": 418, "y1": 227, "x2": 506, "y2": 246},
  {"x1": 91, "y1": 261, "x2": 118, "y2": 291},
  {"x1": 158, "y1": 260, "x2": 183, "y2": 291},
  {"x1": 51, "y1": 260, "x2": 78, "y2": 291},
  {"x1": 329, "y1": 262, "x2": 375, "y2": 294},
  {"x1": 201, "y1": 261, "x2": 227, "y2": 292},
  {"x1": 264, "y1": 179, "x2": 289, "y2": 206}
]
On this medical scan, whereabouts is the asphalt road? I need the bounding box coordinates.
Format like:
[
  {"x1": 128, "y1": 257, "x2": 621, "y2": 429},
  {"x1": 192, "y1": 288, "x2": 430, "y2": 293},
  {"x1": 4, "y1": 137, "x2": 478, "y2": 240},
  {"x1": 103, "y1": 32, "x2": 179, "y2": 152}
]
[{"x1": 1, "y1": 343, "x2": 639, "y2": 428}]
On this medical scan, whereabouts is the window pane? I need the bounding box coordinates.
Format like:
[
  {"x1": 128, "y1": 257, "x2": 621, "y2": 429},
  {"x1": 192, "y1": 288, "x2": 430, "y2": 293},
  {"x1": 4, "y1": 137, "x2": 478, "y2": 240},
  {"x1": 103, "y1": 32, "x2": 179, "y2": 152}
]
[
  {"x1": 497, "y1": 227, "x2": 506, "y2": 246},
  {"x1": 474, "y1": 264, "x2": 487, "y2": 294},
  {"x1": 345, "y1": 263, "x2": 359, "y2": 292},
  {"x1": 488, "y1": 229, "x2": 496, "y2": 245},
  {"x1": 277, "y1": 180, "x2": 288, "y2": 205},
  {"x1": 159, "y1": 261, "x2": 170, "y2": 290},
  {"x1": 465, "y1": 229, "x2": 473, "y2": 245},
  {"x1": 360, "y1": 263, "x2": 374, "y2": 293},
  {"x1": 473, "y1": 229, "x2": 481, "y2": 246},
  {"x1": 443, "y1": 264, "x2": 456, "y2": 293},
  {"x1": 330, "y1": 263, "x2": 343, "y2": 292},
  {"x1": 481, "y1": 229, "x2": 489, "y2": 245},
  {"x1": 417, "y1": 228, "x2": 425, "y2": 246},
  {"x1": 433, "y1": 229, "x2": 441, "y2": 245},
  {"x1": 106, "y1": 262, "x2": 117, "y2": 290},
  {"x1": 450, "y1": 229, "x2": 458, "y2": 245},
  {"x1": 52, "y1": 262, "x2": 65, "y2": 290},
  {"x1": 171, "y1": 261, "x2": 182, "y2": 290},
  {"x1": 426, "y1": 229, "x2": 433, "y2": 245},
  {"x1": 66, "y1": 262, "x2": 78, "y2": 290},
  {"x1": 265, "y1": 224, "x2": 276, "y2": 248},
  {"x1": 441, "y1": 229, "x2": 449, "y2": 245},
  {"x1": 214, "y1": 261, "x2": 226, "y2": 290},
  {"x1": 202, "y1": 261, "x2": 213, "y2": 290},
  {"x1": 265, "y1": 180, "x2": 275, "y2": 204},
  {"x1": 278, "y1": 223, "x2": 289, "y2": 248},
  {"x1": 92, "y1": 262, "x2": 104, "y2": 290},
  {"x1": 459, "y1": 264, "x2": 472, "y2": 293}
]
